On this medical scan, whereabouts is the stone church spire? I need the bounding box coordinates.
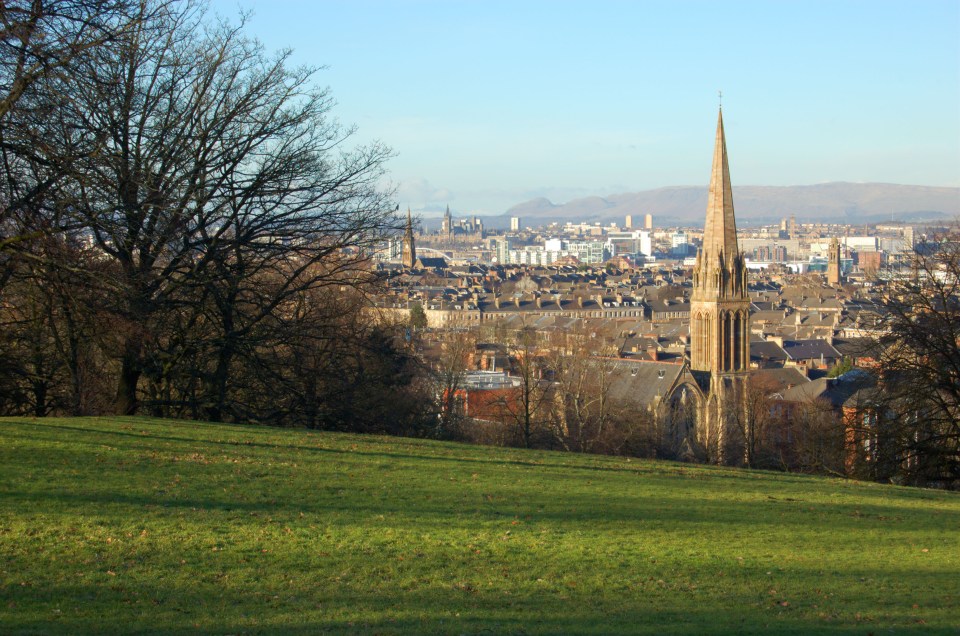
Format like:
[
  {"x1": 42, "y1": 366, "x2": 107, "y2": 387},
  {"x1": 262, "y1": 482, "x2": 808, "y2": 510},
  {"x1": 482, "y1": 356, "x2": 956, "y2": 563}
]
[
  {"x1": 702, "y1": 108, "x2": 739, "y2": 266},
  {"x1": 401, "y1": 207, "x2": 416, "y2": 268},
  {"x1": 690, "y1": 108, "x2": 749, "y2": 374},
  {"x1": 442, "y1": 204, "x2": 452, "y2": 237}
]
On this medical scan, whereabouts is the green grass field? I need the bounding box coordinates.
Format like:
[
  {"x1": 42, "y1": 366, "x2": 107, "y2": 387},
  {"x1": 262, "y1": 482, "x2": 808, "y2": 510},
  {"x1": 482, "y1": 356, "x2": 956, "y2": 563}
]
[{"x1": 1, "y1": 416, "x2": 957, "y2": 634}]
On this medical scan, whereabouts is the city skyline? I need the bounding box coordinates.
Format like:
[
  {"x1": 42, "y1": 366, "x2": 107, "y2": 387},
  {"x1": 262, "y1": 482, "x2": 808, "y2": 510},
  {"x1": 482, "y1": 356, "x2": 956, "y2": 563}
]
[{"x1": 210, "y1": 0, "x2": 960, "y2": 216}]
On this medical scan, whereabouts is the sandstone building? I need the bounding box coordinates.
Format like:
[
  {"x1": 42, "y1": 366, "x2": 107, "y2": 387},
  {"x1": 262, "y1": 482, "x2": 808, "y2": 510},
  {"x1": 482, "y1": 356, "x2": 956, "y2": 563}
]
[
  {"x1": 827, "y1": 236, "x2": 842, "y2": 285},
  {"x1": 656, "y1": 108, "x2": 752, "y2": 462}
]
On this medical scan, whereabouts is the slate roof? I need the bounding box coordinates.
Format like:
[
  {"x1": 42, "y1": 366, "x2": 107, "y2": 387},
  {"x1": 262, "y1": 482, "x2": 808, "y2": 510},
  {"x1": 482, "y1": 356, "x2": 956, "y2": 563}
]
[
  {"x1": 751, "y1": 341, "x2": 788, "y2": 363},
  {"x1": 832, "y1": 337, "x2": 883, "y2": 359},
  {"x1": 779, "y1": 370, "x2": 877, "y2": 408},
  {"x1": 752, "y1": 309, "x2": 789, "y2": 325},
  {"x1": 414, "y1": 257, "x2": 448, "y2": 270},
  {"x1": 751, "y1": 367, "x2": 810, "y2": 392},
  {"x1": 647, "y1": 299, "x2": 691, "y2": 314},
  {"x1": 782, "y1": 339, "x2": 842, "y2": 362},
  {"x1": 606, "y1": 360, "x2": 686, "y2": 406}
]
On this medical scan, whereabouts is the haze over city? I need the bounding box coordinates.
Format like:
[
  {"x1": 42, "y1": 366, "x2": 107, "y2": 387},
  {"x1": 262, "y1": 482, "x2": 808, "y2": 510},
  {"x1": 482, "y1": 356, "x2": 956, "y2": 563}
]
[{"x1": 210, "y1": 0, "x2": 960, "y2": 215}]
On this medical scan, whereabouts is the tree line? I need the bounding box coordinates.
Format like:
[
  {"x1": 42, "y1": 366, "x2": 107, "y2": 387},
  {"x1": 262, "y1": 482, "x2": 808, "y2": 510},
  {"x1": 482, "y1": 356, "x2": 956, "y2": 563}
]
[{"x1": 0, "y1": 0, "x2": 436, "y2": 434}]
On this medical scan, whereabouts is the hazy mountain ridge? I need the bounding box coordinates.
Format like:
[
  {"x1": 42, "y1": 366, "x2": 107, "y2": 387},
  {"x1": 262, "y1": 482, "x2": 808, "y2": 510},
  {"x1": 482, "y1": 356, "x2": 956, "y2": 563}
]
[{"x1": 504, "y1": 183, "x2": 960, "y2": 226}]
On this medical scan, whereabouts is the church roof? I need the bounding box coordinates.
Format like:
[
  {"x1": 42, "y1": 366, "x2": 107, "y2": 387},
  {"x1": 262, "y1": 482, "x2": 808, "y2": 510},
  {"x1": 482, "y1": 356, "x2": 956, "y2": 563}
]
[
  {"x1": 606, "y1": 361, "x2": 686, "y2": 406},
  {"x1": 414, "y1": 257, "x2": 447, "y2": 270},
  {"x1": 702, "y1": 109, "x2": 739, "y2": 263}
]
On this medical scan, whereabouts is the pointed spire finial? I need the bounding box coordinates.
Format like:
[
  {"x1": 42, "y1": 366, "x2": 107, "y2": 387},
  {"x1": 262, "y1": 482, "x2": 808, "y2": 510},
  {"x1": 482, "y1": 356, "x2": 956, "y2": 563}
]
[{"x1": 718, "y1": 90, "x2": 722, "y2": 109}]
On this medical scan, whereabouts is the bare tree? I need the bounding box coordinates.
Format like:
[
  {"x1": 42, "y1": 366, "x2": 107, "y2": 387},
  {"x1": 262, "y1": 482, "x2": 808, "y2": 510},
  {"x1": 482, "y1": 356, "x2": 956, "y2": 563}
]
[
  {"x1": 493, "y1": 323, "x2": 552, "y2": 448},
  {"x1": 430, "y1": 326, "x2": 477, "y2": 439},
  {"x1": 789, "y1": 396, "x2": 846, "y2": 475},
  {"x1": 546, "y1": 326, "x2": 622, "y2": 453},
  {"x1": 870, "y1": 230, "x2": 960, "y2": 485},
  {"x1": 58, "y1": 1, "x2": 395, "y2": 414},
  {"x1": 720, "y1": 374, "x2": 785, "y2": 468},
  {"x1": 0, "y1": 0, "x2": 415, "y2": 430},
  {"x1": 0, "y1": 0, "x2": 141, "y2": 120},
  {"x1": 0, "y1": 0, "x2": 141, "y2": 291}
]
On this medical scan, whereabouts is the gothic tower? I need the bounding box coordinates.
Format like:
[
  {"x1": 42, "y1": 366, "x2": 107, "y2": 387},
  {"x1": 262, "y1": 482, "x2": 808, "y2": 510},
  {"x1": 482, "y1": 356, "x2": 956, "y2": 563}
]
[
  {"x1": 401, "y1": 207, "x2": 416, "y2": 268},
  {"x1": 826, "y1": 237, "x2": 841, "y2": 286},
  {"x1": 442, "y1": 204, "x2": 452, "y2": 238},
  {"x1": 689, "y1": 108, "x2": 751, "y2": 461},
  {"x1": 691, "y1": 108, "x2": 750, "y2": 375}
]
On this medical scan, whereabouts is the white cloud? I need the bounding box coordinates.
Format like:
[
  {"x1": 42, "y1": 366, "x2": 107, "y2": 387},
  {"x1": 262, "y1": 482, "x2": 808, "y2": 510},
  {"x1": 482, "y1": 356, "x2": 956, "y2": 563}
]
[{"x1": 395, "y1": 178, "x2": 454, "y2": 216}]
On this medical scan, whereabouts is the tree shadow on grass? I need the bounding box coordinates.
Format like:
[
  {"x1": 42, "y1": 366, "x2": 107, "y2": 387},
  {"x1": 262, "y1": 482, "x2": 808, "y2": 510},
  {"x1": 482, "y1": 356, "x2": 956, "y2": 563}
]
[
  {"x1": 1, "y1": 572, "x2": 949, "y2": 636},
  {"x1": 5, "y1": 482, "x2": 958, "y2": 539},
  {"x1": 0, "y1": 419, "x2": 916, "y2": 494},
  {"x1": 4, "y1": 422, "x2": 959, "y2": 534}
]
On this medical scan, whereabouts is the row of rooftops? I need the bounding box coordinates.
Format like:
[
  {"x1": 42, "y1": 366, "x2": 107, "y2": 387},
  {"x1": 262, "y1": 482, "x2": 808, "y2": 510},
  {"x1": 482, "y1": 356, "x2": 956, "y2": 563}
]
[
  {"x1": 375, "y1": 268, "x2": 886, "y2": 338},
  {"x1": 430, "y1": 342, "x2": 877, "y2": 410},
  {"x1": 416, "y1": 298, "x2": 879, "y2": 376},
  {"x1": 387, "y1": 263, "x2": 896, "y2": 402},
  {"x1": 380, "y1": 261, "x2": 886, "y2": 305}
]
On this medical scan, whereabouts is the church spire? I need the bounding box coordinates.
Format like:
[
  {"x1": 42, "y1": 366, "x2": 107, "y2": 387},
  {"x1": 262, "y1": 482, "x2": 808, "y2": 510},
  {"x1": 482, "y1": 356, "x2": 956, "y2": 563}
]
[
  {"x1": 702, "y1": 108, "x2": 738, "y2": 264},
  {"x1": 690, "y1": 108, "x2": 749, "y2": 376},
  {"x1": 401, "y1": 206, "x2": 416, "y2": 268},
  {"x1": 687, "y1": 106, "x2": 752, "y2": 465},
  {"x1": 442, "y1": 204, "x2": 452, "y2": 237}
]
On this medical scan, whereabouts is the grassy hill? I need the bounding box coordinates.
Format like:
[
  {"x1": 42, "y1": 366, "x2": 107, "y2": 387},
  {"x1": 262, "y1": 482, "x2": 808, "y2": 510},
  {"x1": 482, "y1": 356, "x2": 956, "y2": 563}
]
[{"x1": 1, "y1": 417, "x2": 957, "y2": 634}]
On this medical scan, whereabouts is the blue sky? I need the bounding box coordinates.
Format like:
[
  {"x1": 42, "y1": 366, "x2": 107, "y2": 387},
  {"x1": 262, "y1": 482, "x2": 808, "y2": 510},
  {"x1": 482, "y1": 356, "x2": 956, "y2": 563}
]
[{"x1": 209, "y1": 0, "x2": 960, "y2": 216}]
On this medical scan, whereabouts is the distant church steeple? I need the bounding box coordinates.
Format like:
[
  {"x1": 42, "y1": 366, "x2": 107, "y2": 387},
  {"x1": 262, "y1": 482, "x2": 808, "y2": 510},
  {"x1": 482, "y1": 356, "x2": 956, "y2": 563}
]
[
  {"x1": 402, "y1": 207, "x2": 416, "y2": 268},
  {"x1": 442, "y1": 204, "x2": 452, "y2": 238}
]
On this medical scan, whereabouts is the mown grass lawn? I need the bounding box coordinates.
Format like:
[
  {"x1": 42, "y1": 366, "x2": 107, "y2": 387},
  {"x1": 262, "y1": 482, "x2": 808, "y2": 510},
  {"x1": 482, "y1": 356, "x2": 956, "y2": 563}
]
[{"x1": 0, "y1": 416, "x2": 957, "y2": 634}]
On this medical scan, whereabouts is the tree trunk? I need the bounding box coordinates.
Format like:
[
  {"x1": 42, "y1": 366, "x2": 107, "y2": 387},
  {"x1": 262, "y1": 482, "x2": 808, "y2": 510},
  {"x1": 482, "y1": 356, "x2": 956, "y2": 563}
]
[
  {"x1": 31, "y1": 380, "x2": 48, "y2": 418},
  {"x1": 206, "y1": 336, "x2": 236, "y2": 423},
  {"x1": 114, "y1": 337, "x2": 141, "y2": 415}
]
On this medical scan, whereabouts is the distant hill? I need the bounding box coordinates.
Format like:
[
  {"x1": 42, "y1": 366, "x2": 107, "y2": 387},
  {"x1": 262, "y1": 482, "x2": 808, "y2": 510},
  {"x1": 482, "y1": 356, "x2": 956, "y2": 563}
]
[{"x1": 504, "y1": 182, "x2": 960, "y2": 227}]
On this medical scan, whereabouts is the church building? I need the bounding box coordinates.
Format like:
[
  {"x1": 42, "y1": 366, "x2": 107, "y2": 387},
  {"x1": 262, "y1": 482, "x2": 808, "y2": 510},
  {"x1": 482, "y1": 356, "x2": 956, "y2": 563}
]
[{"x1": 689, "y1": 107, "x2": 751, "y2": 462}]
